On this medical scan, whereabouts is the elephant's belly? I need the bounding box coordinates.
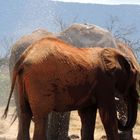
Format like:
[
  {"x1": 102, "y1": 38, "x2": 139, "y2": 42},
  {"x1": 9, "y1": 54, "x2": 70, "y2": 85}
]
[
  {"x1": 53, "y1": 99, "x2": 93, "y2": 112},
  {"x1": 53, "y1": 85, "x2": 94, "y2": 112}
]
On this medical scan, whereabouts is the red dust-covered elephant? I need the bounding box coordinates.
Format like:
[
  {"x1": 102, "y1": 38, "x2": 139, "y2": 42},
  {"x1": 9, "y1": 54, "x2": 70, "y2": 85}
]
[
  {"x1": 9, "y1": 23, "x2": 118, "y2": 139},
  {"x1": 4, "y1": 37, "x2": 139, "y2": 140}
]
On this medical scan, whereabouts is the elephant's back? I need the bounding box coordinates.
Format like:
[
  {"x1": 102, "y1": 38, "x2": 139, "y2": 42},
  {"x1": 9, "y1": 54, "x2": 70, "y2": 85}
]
[{"x1": 20, "y1": 37, "x2": 103, "y2": 78}]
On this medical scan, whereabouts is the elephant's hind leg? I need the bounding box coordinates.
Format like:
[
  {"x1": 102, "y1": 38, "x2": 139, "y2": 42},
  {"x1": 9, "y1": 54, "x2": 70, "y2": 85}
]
[
  {"x1": 25, "y1": 77, "x2": 55, "y2": 140},
  {"x1": 17, "y1": 96, "x2": 32, "y2": 140},
  {"x1": 28, "y1": 91, "x2": 54, "y2": 140},
  {"x1": 78, "y1": 106, "x2": 97, "y2": 140},
  {"x1": 17, "y1": 111, "x2": 32, "y2": 140},
  {"x1": 17, "y1": 76, "x2": 32, "y2": 140},
  {"x1": 33, "y1": 116, "x2": 48, "y2": 140}
]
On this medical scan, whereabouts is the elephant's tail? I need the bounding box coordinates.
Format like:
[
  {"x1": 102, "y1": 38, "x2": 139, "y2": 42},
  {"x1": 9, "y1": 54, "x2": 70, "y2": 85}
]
[
  {"x1": 2, "y1": 59, "x2": 24, "y2": 119},
  {"x1": 2, "y1": 46, "x2": 31, "y2": 119},
  {"x1": 2, "y1": 69, "x2": 18, "y2": 119}
]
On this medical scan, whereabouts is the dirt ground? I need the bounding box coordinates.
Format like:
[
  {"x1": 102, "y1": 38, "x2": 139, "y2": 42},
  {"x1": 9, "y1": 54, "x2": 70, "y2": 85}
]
[{"x1": 0, "y1": 107, "x2": 140, "y2": 140}]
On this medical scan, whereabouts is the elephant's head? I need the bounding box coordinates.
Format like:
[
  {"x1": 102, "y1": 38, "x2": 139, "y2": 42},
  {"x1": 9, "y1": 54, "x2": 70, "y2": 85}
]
[
  {"x1": 101, "y1": 45, "x2": 139, "y2": 131},
  {"x1": 116, "y1": 42, "x2": 140, "y2": 131}
]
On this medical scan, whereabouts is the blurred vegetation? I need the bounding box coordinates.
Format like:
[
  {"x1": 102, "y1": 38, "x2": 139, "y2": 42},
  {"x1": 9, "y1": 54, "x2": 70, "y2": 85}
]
[{"x1": 0, "y1": 66, "x2": 11, "y2": 106}]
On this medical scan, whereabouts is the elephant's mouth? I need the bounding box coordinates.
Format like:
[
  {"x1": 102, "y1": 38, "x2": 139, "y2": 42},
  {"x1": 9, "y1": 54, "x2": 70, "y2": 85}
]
[{"x1": 115, "y1": 96, "x2": 128, "y2": 126}]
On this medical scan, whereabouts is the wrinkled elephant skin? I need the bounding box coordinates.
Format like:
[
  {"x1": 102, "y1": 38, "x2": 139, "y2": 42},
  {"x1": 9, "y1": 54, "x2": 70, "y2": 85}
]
[{"x1": 5, "y1": 37, "x2": 139, "y2": 140}]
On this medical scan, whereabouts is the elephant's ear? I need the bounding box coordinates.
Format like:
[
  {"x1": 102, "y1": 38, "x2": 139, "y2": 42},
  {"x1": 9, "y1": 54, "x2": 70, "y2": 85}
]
[
  {"x1": 101, "y1": 48, "x2": 131, "y2": 76},
  {"x1": 101, "y1": 49, "x2": 119, "y2": 76}
]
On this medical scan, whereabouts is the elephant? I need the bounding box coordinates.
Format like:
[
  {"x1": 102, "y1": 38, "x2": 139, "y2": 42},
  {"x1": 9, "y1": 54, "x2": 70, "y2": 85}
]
[
  {"x1": 4, "y1": 37, "x2": 139, "y2": 140},
  {"x1": 57, "y1": 23, "x2": 117, "y2": 48},
  {"x1": 9, "y1": 23, "x2": 118, "y2": 140}
]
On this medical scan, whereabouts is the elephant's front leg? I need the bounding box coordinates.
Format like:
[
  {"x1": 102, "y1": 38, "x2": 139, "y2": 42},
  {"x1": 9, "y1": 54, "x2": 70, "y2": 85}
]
[
  {"x1": 33, "y1": 116, "x2": 48, "y2": 140},
  {"x1": 97, "y1": 93, "x2": 119, "y2": 140},
  {"x1": 78, "y1": 106, "x2": 97, "y2": 140}
]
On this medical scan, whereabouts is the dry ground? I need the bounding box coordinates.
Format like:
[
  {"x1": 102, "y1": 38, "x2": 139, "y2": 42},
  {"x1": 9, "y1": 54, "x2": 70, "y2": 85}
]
[{"x1": 0, "y1": 107, "x2": 140, "y2": 140}]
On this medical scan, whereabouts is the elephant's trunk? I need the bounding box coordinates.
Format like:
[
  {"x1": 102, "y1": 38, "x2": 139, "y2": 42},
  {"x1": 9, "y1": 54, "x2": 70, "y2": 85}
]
[{"x1": 118, "y1": 87, "x2": 138, "y2": 131}]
